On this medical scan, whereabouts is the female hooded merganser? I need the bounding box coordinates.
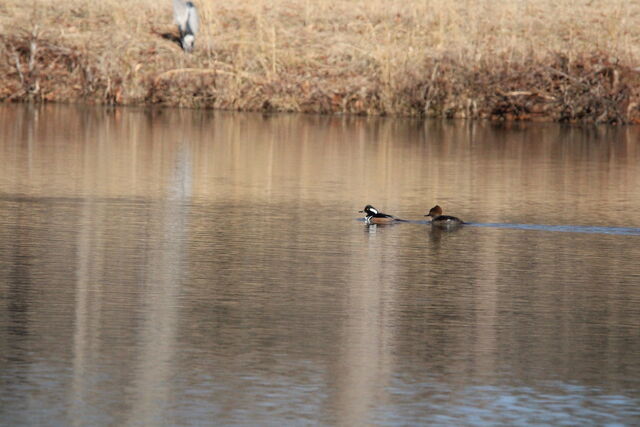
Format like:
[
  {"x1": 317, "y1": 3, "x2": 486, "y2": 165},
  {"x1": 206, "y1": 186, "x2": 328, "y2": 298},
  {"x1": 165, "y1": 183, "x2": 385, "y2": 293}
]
[
  {"x1": 359, "y1": 205, "x2": 401, "y2": 224},
  {"x1": 425, "y1": 205, "x2": 464, "y2": 227}
]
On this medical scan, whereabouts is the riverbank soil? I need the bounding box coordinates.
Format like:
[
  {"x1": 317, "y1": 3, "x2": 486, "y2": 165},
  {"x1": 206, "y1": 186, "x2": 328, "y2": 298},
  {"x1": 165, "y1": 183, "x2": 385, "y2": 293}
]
[{"x1": 2, "y1": 0, "x2": 640, "y2": 122}]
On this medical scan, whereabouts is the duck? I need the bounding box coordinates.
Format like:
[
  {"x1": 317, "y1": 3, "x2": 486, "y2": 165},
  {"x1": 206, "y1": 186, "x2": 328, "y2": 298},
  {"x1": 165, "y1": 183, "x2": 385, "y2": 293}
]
[
  {"x1": 425, "y1": 205, "x2": 464, "y2": 227},
  {"x1": 359, "y1": 205, "x2": 402, "y2": 225}
]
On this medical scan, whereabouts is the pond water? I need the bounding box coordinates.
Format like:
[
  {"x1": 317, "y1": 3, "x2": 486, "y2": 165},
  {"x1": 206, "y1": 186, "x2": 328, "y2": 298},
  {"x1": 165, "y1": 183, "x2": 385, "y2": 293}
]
[{"x1": 1, "y1": 104, "x2": 639, "y2": 426}]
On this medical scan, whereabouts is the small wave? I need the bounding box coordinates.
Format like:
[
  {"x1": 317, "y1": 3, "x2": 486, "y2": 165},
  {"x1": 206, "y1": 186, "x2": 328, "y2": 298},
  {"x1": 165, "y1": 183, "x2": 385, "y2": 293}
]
[{"x1": 468, "y1": 222, "x2": 640, "y2": 236}]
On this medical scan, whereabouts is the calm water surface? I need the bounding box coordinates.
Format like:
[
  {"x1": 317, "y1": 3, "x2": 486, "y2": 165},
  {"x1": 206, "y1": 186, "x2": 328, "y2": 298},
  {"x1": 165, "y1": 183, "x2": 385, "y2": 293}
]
[{"x1": 1, "y1": 105, "x2": 639, "y2": 426}]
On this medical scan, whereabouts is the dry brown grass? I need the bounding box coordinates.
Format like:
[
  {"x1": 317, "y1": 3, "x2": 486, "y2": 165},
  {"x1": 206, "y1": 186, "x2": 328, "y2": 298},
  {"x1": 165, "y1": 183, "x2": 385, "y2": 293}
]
[{"x1": 2, "y1": 0, "x2": 640, "y2": 122}]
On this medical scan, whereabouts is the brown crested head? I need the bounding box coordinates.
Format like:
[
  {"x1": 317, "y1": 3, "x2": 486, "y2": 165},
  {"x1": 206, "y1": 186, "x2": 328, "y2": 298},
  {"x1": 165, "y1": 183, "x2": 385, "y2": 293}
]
[{"x1": 426, "y1": 205, "x2": 443, "y2": 218}]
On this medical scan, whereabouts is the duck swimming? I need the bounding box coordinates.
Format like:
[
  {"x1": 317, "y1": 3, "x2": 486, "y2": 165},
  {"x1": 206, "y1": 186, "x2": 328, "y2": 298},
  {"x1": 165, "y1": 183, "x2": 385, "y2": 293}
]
[
  {"x1": 359, "y1": 205, "x2": 402, "y2": 225},
  {"x1": 425, "y1": 205, "x2": 464, "y2": 227}
]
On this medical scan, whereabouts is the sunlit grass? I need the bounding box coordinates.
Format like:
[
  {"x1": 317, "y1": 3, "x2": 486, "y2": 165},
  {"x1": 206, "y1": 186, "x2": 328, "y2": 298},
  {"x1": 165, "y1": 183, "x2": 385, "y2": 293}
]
[{"x1": 1, "y1": 0, "x2": 640, "y2": 121}]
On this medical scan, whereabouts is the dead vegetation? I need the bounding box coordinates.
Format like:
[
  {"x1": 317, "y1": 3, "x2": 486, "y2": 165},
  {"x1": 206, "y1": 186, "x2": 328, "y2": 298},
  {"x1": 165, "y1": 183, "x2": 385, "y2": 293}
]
[{"x1": 2, "y1": 0, "x2": 640, "y2": 122}]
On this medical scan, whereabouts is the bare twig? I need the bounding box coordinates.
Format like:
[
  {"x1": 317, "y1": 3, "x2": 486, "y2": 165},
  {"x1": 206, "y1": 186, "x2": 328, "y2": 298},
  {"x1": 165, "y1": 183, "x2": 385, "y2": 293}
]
[{"x1": 13, "y1": 52, "x2": 24, "y2": 85}]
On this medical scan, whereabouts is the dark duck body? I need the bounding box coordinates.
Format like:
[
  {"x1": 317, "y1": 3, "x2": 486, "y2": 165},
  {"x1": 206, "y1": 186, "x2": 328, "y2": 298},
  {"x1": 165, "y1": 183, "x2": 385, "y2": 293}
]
[
  {"x1": 425, "y1": 205, "x2": 464, "y2": 227},
  {"x1": 359, "y1": 205, "x2": 401, "y2": 225}
]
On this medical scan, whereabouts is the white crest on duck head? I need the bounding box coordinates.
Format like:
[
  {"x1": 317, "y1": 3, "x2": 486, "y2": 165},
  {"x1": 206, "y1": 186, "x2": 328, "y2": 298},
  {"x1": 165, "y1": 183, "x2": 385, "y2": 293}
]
[{"x1": 364, "y1": 205, "x2": 378, "y2": 215}]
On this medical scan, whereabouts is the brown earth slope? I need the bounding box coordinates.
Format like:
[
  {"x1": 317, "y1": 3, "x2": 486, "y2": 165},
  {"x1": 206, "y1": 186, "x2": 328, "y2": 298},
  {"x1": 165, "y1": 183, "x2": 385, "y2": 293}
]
[{"x1": 2, "y1": 0, "x2": 640, "y2": 123}]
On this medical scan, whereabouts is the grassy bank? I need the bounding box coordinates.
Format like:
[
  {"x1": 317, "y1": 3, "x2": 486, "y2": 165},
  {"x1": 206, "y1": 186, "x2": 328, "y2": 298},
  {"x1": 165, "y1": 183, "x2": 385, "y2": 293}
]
[{"x1": 2, "y1": 0, "x2": 640, "y2": 122}]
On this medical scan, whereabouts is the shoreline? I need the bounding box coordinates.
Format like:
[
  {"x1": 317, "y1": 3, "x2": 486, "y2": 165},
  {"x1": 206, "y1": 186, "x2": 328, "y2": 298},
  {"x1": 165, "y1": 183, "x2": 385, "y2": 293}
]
[
  {"x1": 2, "y1": 1, "x2": 640, "y2": 124},
  {"x1": 4, "y1": 47, "x2": 638, "y2": 124}
]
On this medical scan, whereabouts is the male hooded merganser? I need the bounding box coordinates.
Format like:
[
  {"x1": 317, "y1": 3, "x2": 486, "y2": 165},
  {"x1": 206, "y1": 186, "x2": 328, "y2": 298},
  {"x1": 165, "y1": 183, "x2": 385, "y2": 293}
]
[
  {"x1": 425, "y1": 205, "x2": 464, "y2": 227},
  {"x1": 359, "y1": 205, "x2": 401, "y2": 224}
]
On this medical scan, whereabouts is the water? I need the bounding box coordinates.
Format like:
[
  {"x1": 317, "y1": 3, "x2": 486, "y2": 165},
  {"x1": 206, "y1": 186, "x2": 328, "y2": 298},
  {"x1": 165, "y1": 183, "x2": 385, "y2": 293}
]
[{"x1": 0, "y1": 104, "x2": 639, "y2": 426}]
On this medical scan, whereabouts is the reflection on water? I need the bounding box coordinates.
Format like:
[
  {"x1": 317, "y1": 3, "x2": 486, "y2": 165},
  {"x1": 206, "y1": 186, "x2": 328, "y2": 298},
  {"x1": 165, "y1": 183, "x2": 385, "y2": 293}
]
[{"x1": 0, "y1": 104, "x2": 639, "y2": 425}]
